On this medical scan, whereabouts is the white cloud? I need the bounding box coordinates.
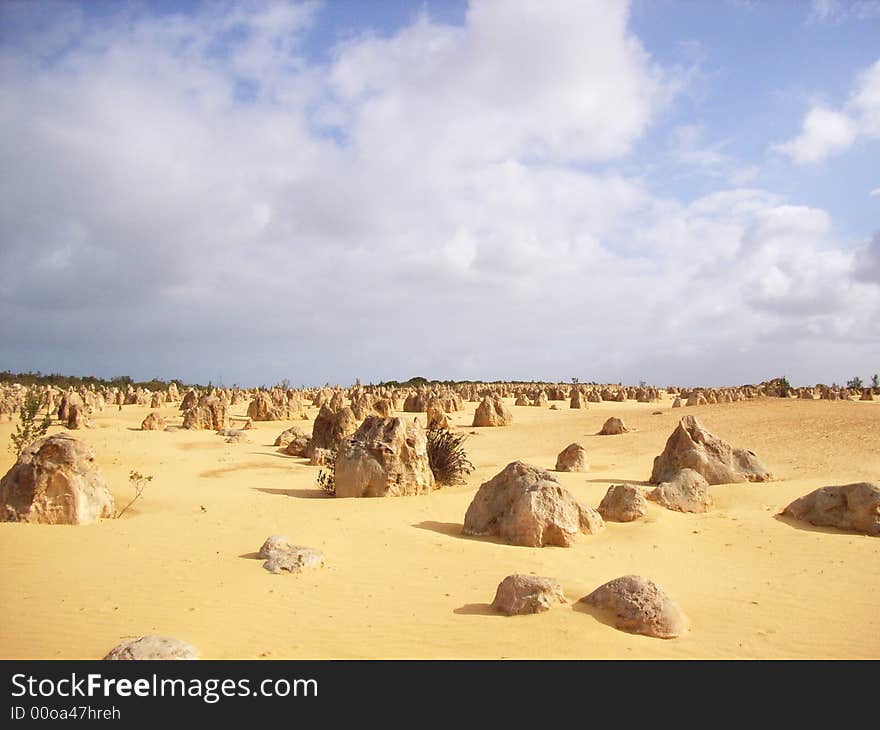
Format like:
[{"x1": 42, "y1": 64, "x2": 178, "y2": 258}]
[
  {"x1": 0, "y1": 1, "x2": 877, "y2": 387},
  {"x1": 871, "y1": 188, "x2": 880, "y2": 198},
  {"x1": 774, "y1": 106, "x2": 858, "y2": 164},
  {"x1": 325, "y1": 0, "x2": 673, "y2": 167},
  {"x1": 774, "y1": 57, "x2": 880, "y2": 164}
]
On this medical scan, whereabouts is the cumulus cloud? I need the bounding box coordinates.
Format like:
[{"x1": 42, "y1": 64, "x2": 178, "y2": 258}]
[
  {"x1": 774, "y1": 107, "x2": 858, "y2": 164},
  {"x1": 325, "y1": 0, "x2": 673, "y2": 167},
  {"x1": 0, "y1": 0, "x2": 877, "y2": 387},
  {"x1": 774, "y1": 58, "x2": 880, "y2": 164}
]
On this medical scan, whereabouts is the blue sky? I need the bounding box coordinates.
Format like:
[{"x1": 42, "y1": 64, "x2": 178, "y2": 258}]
[
  {"x1": 0, "y1": 0, "x2": 878, "y2": 387},
  {"x1": 631, "y1": 0, "x2": 880, "y2": 239}
]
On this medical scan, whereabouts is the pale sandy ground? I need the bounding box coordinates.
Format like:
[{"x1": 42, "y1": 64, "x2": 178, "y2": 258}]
[{"x1": 0, "y1": 395, "x2": 878, "y2": 659}]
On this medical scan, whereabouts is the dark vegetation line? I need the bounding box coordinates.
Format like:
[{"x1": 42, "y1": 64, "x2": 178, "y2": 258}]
[
  {"x1": 0, "y1": 371, "x2": 196, "y2": 390},
  {"x1": 1, "y1": 370, "x2": 877, "y2": 392}
]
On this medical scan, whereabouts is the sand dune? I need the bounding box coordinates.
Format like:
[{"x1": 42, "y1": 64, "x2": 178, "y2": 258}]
[{"x1": 1, "y1": 395, "x2": 878, "y2": 659}]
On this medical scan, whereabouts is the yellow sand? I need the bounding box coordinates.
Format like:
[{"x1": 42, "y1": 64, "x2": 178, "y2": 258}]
[{"x1": 1, "y1": 396, "x2": 878, "y2": 659}]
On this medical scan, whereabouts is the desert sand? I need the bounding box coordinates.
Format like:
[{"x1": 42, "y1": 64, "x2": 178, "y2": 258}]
[{"x1": 1, "y1": 394, "x2": 878, "y2": 659}]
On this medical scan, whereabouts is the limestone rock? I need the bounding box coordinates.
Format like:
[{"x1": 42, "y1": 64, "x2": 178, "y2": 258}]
[
  {"x1": 258, "y1": 535, "x2": 326, "y2": 574},
  {"x1": 372, "y1": 398, "x2": 394, "y2": 418},
  {"x1": 275, "y1": 426, "x2": 310, "y2": 456},
  {"x1": 247, "y1": 392, "x2": 287, "y2": 421},
  {"x1": 472, "y1": 395, "x2": 513, "y2": 427},
  {"x1": 57, "y1": 391, "x2": 77, "y2": 423},
  {"x1": 179, "y1": 389, "x2": 198, "y2": 411},
  {"x1": 648, "y1": 468, "x2": 713, "y2": 513},
  {"x1": 580, "y1": 575, "x2": 688, "y2": 639},
  {"x1": 650, "y1": 415, "x2": 771, "y2": 485},
  {"x1": 66, "y1": 403, "x2": 89, "y2": 430},
  {"x1": 182, "y1": 396, "x2": 229, "y2": 431},
  {"x1": 285, "y1": 391, "x2": 308, "y2": 420},
  {"x1": 309, "y1": 405, "x2": 357, "y2": 453},
  {"x1": 426, "y1": 398, "x2": 450, "y2": 430},
  {"x1": 351, "y1": 393, "x2": 374, "y2": 420},
  {"x1": 403, "y1": 391, "x2": 427, "y2": 413},
  {"x1": 781, "y1": 482, "x2": 880, "y2": 536},
  {"x1": 334, "y1": 416, "x2": 435, "y2": 498},
  {"x1": 329, "y1": 390, "x2": 345, "y2": 412},
  {"x1": 274, "y1": 427, "x2": 301, "y2": 447},
  {"x1": 284, "y1": 434, "x2": 310, "y2": 457},
  {"x1": 598, "y1": 484, "x2": 648, "y2": 522},
  {"x1": 555, "y1": 443, "x2": 588, "y2": 472},
  {"x1": 141, "y1": 412, "x2": 166, "y2": 431},
  {"x1": 491, "y1": 574, "x2": 567, "y2": 616},
  {"x1": 104, "y1": 636, "x2": 197, "y2": 660},
  {"x1": 0, "y1": 434, "x2": 115, "y2": 524},
  {"x1": 598, "y1": 417, "x2": 629, "y2": 435},
  {"x1": 462, "y1": 461, "x2": 603, "y2": 547},
  {"x1": 309, "y1": 448, "x2": 334, "y2": 466}
]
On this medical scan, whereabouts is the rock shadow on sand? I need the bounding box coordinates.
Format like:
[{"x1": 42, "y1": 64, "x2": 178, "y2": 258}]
[
  {"x1": 453, "y1": 603, "x2": 500, "y2": 617},
  {"x1": 583, "y1": 478, "x2": 653, "y2": 486},
  {"x1": 412, "y1": 521, "x2": 510, "y2": 545},
  {"x1": 252, "y1": 486, "x2": 328, "y2": 500},
  {"x1": 200, "y1": 461, "x2": 300, "y2": 478},
  {"x1": 258, "y1": 450, "x2": 309, "y2": 460},
  {"x1": 571, "y1": 597, "x2": 621, "y2": 631},
  {"x1": 773, "y1": 512, "x2": 874, "y2": 537}
]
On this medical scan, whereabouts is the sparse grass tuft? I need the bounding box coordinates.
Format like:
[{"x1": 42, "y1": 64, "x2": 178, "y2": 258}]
[{"x1": 116, "y1": 471, "x2": 152, "y2": 518}]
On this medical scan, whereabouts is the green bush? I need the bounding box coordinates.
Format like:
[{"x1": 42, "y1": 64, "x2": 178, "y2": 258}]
[{"x1": 9, "y1": 388, "x2": 52, "y2": 458}]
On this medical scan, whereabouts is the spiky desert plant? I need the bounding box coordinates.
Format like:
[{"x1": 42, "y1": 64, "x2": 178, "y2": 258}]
[
  {"x1": 9, "y1": 387, "x2": 53, "y2": 458},
  {"x1": 426, "y1": 428, "x2": 474, "y2": 486}
]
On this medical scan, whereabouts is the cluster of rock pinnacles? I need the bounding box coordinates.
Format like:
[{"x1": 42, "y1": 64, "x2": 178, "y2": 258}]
[{"x1": 1, "y1": 382, "x2": 877, "y2": 658}]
